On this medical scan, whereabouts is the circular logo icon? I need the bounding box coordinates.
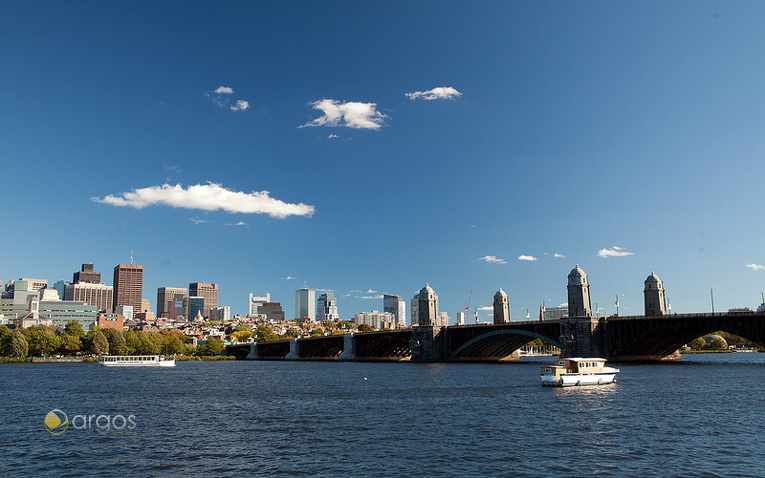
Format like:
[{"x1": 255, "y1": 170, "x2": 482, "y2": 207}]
[{"x1": 44, "y1": 409, "x2": 68, "y2": 435}]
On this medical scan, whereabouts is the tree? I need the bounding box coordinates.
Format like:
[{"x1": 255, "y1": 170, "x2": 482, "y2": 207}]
[
  {"x1": 0, "y1": 326, "x2": 11, "y2": 355},
  {"x1": 102, "y1": 329, "x2": 128, "y2": 355},
  {"x1": 59, "y1": 334, "x2": 82, "y2": 355},
  {"x1": 9, "y1": 330, "x2": 29, "y2": 358},
  {"x1": 310, "y1": 329, "x2": 324, "y2": 337},
  {"x1": 162, "y1": 335, "x2": 184, "y2": 355},
  {"x1": 199, "y1": 337, "x2": 224, "y2": 356},
  {"x1": 707, "y1": 337, "x2": 727, "y2": 350},
  {"x1": 255, "y1": 324, "x2": 279, "y2": 342},
  {"x1": 358, "y1": 324, "x2": 374, "y2": 333},
  {"x1": 231, "y1": 330, "x2": 253, "y2": 342},
  {"x1": 64, "y1": 320, "x2": 86, "y2": 338},
  {"x1": 28, "y1": 326, "x2": 60, "y2": 356},
  {"x1": 284, "y1": 328, "x2": 300, "y2": 339},
  {"x1": 688, "y1": 337, "x2": 705, "y2": 351},
  {"x1": 92, "y1": 331, "x2": 110, "y2": 355}
]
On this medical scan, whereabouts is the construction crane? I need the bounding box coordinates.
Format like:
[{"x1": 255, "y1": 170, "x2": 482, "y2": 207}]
[{"x1": 465, "y1": 289, "x2": 472, "y2": 325}]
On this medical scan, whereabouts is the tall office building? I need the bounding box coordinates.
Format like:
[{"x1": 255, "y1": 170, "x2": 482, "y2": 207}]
[
  {"x1": 248, "y1": 293, "x2": 270, "y2": 317},
  {"x1": 185, "y1": 296, "x2": 205, "y2": 322},
  {"x1": 317, "y1": 293, "x2": 338, "y2": 321},
  {"x1": 295, "y1": 286, "x2": 315, "y2": 320},
  {"x1": 113, "y1": 264, "x2": 143, "y2": 313},
  {"x1": 383, "y1": 294, "x2": 406, "y2": 327},
  {"x1": 188, "y1": 282, "x2": 218, "y2": 319},
  {"x1": 73, "y1": 263, "x2": 101, "y2": 284},
  {"x1": 157, "y1": 287, "x2": 188, "y2": 318},
  {"x1": 65, "y1": 283, "x2": 113, "y2": 312}
]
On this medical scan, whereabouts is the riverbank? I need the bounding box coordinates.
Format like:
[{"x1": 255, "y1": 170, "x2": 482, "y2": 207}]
[{"x1": 0, "y1": 355, "x2": 237, "y2": 364}]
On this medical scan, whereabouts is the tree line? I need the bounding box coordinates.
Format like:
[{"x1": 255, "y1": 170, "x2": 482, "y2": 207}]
[{"x1": 0, "y1": 321, "x2": 224, "y2": 358}]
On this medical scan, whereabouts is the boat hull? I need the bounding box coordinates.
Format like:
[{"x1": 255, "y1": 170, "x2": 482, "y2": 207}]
[
  {"x1": 540, "y1": 372, "x2": 617, "y2": 387},
  {"x1": 98, "y1": 355, "x2": 176, "y2": 367},
  {"x1": 100, "y1": 361, "x2": 176, "y2": 367}
]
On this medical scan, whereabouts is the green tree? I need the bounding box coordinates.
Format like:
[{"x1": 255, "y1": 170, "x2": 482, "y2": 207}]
[
  {"x1": 92, "y1": 331, "x2": 110, "y2": 355},
  {"x1": 141, "y1": 332, "x2": 162, "y2": 355},
  {"x1": 688, "y1": 337, "x2": 705, "y2": 351},
  {"x1": 310, "y1": 329, "x2": 324, "y2": 337},
  {"x1": 255, "y1": 324, "x2": 279, "y2": 342},
  {"x1": 199, "y1": 337, "x2": 225, "y2": 356},
  {"x1": 162, "y1": 335, "x2": 184, "y2": 355},
  {"x1": 102, "y1": 329, "x2": 128, "y2": 355},
  {"x1": 124, "y1": 329, "x2": 140, "y2": 354},
  {"x1": 9, "y1": 330, "x2": 29, "y2": 358},
  {"x1": 0, "y1": 326, "x2": 11, "y2": 356},
  {"x1": 59, "y1": 334, "x2": 82, "y2": 355},
  {"x1": 358, "y1": 324, "x2": 374, "y2": 333},
  {"x1": 64, "y1": 320, "x2": 86, "y2": 338},
  {"x1": 284, "y1": 328, "x2": 300, "y2": 338},
  {"x1": 231, "y1": 330, "x2": 253, "y2": 342},
  {"x1": 707, "y1": 337, "x2": 727, "y2": 350},
  {"x1": 28, "y1": 326, "x2": 60, "y2": 356}
]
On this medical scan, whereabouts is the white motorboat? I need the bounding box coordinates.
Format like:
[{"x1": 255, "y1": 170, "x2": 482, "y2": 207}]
[{"x1": 540, "y1": 357, "x2": 619, "y2": 387}]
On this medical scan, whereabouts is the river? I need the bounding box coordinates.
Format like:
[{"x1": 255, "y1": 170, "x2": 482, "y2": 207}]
[{"x1": 3, "y1": 353, "x2": 764, "y2": 477}]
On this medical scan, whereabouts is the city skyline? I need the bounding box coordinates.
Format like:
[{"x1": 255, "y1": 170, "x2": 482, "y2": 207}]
[{"x1": 3, "y1": 2, "x2": 765, "y2": 321}]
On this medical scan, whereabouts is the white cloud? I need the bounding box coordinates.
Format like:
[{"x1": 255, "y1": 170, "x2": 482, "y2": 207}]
[
  {"x1": 281, "y1": 276, "x2": 297, "y2": 280},
  {"x1": 554, "y1": 253, "x2": 565, "y2": 258},
  {"x1": 406, "y1": 86, "x2": 462, "y2": 101},
  {"x1": 230, "y1": 100, "x2": 250, "y2": 111},
  {"x1": 598, "y1": 246, "x2": 634, "y2": 258},
  {"x1": 301, "y1": 99, "x2": 387, "y2": 130},
  {"x1": 518, "y1": 255, "x2": 538, "y2": 261},
  {"x1": 190, "y1": 217, "x2": 210, "y2": 225},
  {"x1": 215, "y1": 86, "x2": 234, "y2": 94},
  {"x1": 477, "y1": 306, "x2": 493, "y2": 311},
  {"x1": 225, "y1": 221, "x2": 248, "y2": 227},
  {"x1": 746, "y1": 263, "x2": 765, "y2": 271},
  {"x1": 479, "y1": 255, "x2": 507, "y2": 264},
  {"x1": 365, "y1": 289, "x2": 378, "y2": 294},
  {"x1": 361, "y1": 294, "x2": 384, "y2": 300},
  {"x1": 93, "y1": 183, "x2": 315, "y2": 219},
  {"x1": 328, "y1": 134, "x2": 339, "y2": 139}
]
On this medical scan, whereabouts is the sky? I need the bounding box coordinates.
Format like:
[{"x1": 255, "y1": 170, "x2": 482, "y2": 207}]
[{"x1": 2, "y1": 1, "x2": 765, "y2": 322}]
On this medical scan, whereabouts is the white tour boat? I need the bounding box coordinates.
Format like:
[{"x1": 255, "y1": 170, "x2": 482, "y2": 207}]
[
  {"x1": 98, "y1": 355, "x2": 176, "y2": 367},
  {"x1": 540, "y1": 357, "x2": 619, "y2": 387}
]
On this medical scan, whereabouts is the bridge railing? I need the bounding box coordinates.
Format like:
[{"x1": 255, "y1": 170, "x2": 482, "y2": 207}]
[{"x1": 606, "y1": 311, "x2": 765, "y2": 321}]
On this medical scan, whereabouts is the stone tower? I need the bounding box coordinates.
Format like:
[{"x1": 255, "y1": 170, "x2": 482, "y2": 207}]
[
  {"x1": 567, "y1": 265, "x2": 591, "y2": 317},
  {"x1": 417, "y1": 284, "x2": 438, "y2": 326},
  {"x1": 493, "y1": 288, "x2": 510, "y2": 324},
  {"x1": 644, "y1": 271, "x2": 667, "y2": 316}
]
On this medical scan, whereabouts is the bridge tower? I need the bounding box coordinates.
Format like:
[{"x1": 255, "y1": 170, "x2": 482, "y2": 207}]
[
  {"x1": 410, "y1": 284, "x2": 446, "y2": 361},
  {"x1": 567, "y1": 265, "x2": 591, "y2": 317},
  {"x1": 644, "y1": 271, "x2": 666, "y2": 316},
  {"x1": 417, "y1": 284, "x2": 438, "y2": 326},
  {"x1": 493, "y1": 288, "x2": 510, "y2": 324}
]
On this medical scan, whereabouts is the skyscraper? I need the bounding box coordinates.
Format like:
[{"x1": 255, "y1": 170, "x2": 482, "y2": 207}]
[
  {"x1": 295, "y1": 286, "x2": 315, "y2": 320},
  {"x1": 383, "y1": 294, "x2": 406, "y2": 327},
  {"x1": 157, "y1": 287, "x2": 188, "y2": 318},
  {"x1": 113, "y1": 264, "x2": 143, "y2": 313},
  {"x1": 188, "y1": 282, "x2": 218, "y2": 319},
  {"x1": 73, "y1": 263, "x2": 101, "y2": 284},
  {"x1": 317, "y1": 293, "x2": 338, "y2": 321},
  {"x1": 65, "y1": 282, "x2": 113, "y2": 312}
]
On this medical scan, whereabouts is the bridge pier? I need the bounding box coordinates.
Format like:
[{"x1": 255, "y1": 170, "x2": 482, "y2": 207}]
[
  {"x1": 246, "y1": 343, "x2": 258, "y2": 360},
  {"x1": 559, "y1": 316, "x2": 610, "y2": 358},
  {"x1": 285, "y1": 338, "x2": 300, "y2": 360},
  {"x1": 338, "y1": 333, "x2": 356, "y2": 361},
  {"x1": 410, "y1": 326, "x2": 446, "y2": 362}
]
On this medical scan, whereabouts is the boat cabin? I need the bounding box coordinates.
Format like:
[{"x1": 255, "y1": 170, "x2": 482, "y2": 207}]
[{"x1": 540, "y1": 358, "x2": 607, "y2": 377}]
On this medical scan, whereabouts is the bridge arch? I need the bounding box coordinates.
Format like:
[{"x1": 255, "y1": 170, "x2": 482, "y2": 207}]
[
  {"x1": 610, "y1": 314, "x2": 765, "y2": 360},
  {"x1": 451, "y1": 328, "x2": 561, "y2": 359}
]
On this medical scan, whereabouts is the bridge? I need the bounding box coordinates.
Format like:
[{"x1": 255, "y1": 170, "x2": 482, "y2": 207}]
[{"x1": 226, "y1": 311, "x2": 765, "y2": 362}]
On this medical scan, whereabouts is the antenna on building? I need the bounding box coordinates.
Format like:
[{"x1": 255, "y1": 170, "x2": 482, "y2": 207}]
[{"x1": 130, "y1": 248, "x2": 134, "y2": 265}]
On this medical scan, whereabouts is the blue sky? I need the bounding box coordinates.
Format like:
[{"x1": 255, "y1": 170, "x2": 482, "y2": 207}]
[{"x1": 2, "y1": 1, "x2": 765, "y2": 321}]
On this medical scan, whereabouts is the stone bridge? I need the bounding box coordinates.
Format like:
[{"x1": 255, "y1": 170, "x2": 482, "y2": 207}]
[{"x1": 225, "y1": 312, "x2": 765, "y2": 362}]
